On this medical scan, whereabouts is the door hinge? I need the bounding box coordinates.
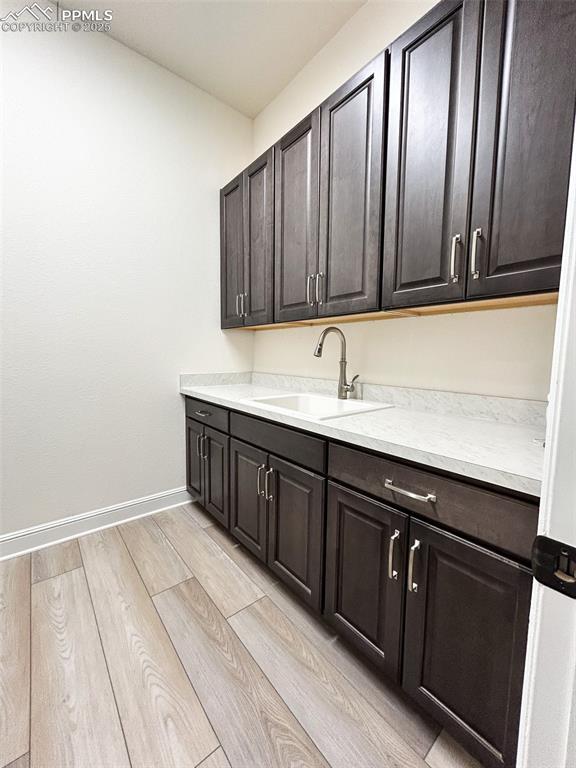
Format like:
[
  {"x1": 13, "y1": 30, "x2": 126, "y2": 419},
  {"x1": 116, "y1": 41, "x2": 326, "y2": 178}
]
[{"x1": 532, "y1": 535, "x2": 576, "y2": 599}]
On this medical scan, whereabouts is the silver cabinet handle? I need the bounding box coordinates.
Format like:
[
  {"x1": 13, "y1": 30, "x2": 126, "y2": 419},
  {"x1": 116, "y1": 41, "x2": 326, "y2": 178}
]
[
  {"x1": 471, "y1": 227, "x2": 482, "y2": 279},
  {"x1": 408, "y1": 539, "x2": 421, "y2": 593},
  {"x1": 196, "y1": 434, "x2": 202, "y2": 457},
  {"x1": 257, "y1": 464, "x2": 266, "y2": 497},
  {"x1": 194, "y1": 410, "x2": 211, "y2": 418},
  {"x1": 315, "y1": 272, "x2": 324, "y2": 305},
  {"x1": 201, "y1": 435, "x2": 208, "y2": 461},
  {"x1": 241, "y1": 292, "x2": 247, "y2": 317},
  {"x1": 264, "y1": 468, "x2": 274, "y2": 501},
  {"x1": 449, "y1": 234, "x2": 461, "y2": 283},
  {"x1": 236, "y1": 294, "x2": 241, "y2": 316},
  {"x1": 388, "y1": 529, "x2": 400, "y2": 580},
  {"x1": 306, "y1": 274, "x2": 316, "y2": 306},
  {"x1": 385, "y1": 479, "x2": 436, "y2": 503}
]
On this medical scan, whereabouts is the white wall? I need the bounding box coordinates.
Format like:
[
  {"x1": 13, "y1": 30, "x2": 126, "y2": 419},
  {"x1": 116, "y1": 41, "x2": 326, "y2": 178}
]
[
  {"x1": 0, "y1": 27, "x2": 253, "y2": 535},
  {"x1": 251, "y1": 0, "x2": 557, "y2": 400}
]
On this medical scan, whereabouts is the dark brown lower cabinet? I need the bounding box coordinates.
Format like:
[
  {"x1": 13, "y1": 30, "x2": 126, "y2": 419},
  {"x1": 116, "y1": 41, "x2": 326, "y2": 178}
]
[
  {"x1": 186, "y1": 417, "x2": 203, "y2": 498},
  {"x1": 228, "y1": 438, "x2": 325, "y2": 608},
  {"x1": 267, "y1": 456, "x2": 325, "y2": 610},
  {"x1": 203, "y1": 426, "x2": 230, "y2": 528},
  {"x1": 324, "y1": 483, "x2": 407, "y2": 680},
  {"x1": 403, "y1": 519, "x2": 532, "y2": 768},
  {"x1": 185, "y1": 418, "x2": 229, "y2": 527},
  {"x1": 229, "y1": 438, "x2": 268, "y2": 561}
]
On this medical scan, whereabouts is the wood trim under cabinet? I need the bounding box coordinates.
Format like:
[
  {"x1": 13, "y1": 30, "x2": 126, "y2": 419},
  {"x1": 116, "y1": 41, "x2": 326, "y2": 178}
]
[{"x1": 232, "y1": 291, "x2": 558, "y2": 330}]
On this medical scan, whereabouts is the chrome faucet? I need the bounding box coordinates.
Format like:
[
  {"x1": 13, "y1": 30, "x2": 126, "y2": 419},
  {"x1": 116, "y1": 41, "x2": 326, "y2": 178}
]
[{"x1": 313, "y1": 326, "x2": 359, "y2": 400}]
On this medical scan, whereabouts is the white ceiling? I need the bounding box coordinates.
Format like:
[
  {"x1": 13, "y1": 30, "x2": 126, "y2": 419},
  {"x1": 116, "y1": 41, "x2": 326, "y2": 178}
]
[{"x1": 73, "y1": 0, "x2": 365, "y2": 117}]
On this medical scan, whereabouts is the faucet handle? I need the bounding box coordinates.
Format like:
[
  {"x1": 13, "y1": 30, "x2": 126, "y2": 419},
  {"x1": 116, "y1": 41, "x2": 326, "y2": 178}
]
[{"x1": 346, "y1": 374, "x2": 359, "y2": 395}]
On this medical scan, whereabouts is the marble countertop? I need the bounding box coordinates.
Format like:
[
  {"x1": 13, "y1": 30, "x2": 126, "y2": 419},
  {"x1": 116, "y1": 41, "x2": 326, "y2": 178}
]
[{"x1": 180, "y1": 381, "x2": 544, "y2": 497}]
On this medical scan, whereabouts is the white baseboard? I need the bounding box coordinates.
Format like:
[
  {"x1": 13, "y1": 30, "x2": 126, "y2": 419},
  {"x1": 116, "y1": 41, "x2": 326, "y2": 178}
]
[{"x1": 0, "y1": 487, "x2": 192, "y2": 561}]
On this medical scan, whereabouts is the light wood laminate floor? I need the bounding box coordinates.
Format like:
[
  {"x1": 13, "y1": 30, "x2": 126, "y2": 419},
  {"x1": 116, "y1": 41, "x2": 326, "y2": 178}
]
[{"x1": 0, "y1": 503, "x2": 483, "y2": 768}]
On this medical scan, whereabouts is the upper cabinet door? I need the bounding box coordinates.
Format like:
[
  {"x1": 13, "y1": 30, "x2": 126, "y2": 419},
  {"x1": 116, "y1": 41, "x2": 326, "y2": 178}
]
[
  {"x1": 467, "y1": 0, "x2": 576, "y2": 298},
  {"x1": 243, "y1": 149, "x2": 274, "y2": 326},
  {"x1": 274, "y1": 110, "x2": 321, "y2": 322},
  {"x1": 318, "y1": 54, "x2": 386, "y2": 316},
  {"x1": 382, "y1": 0, "x2": 482, "y2": 309},
  {"x1": 220, "y1": 173, "x2": 244, "y2": 328}
]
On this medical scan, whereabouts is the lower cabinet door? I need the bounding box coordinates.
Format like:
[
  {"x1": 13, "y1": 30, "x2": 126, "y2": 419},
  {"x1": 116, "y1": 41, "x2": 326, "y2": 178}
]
[
  {"x1": 267, "y1": 455, "x2": 325, "y2": 610},
  {"x1": 324, "y1": 483, "x2": 407, "y2": 678},
  {"x1": 203, "y1": 426, "x2": 230, "y2": 527},
  {"x1": 229, "y1": 439, "x2": 268, "y2": 560},
  {"x1": 186, "y1": 418, "x2": 204, "y2": 502},
  {"x1": 403, "y1": 519, "x2": 532, "y2": 768}
]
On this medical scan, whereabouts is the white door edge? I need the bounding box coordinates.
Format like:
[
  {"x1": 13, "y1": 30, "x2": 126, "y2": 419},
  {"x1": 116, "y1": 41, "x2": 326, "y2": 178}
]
[{"x1": 516, "y1": 120, "x2": 576, "y2": 768}]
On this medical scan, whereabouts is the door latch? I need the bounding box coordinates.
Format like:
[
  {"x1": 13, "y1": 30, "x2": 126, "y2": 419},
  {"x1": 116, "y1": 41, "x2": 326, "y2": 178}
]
[{"x1": 532, "y1": 535, "x2": 576, "y2": 599}]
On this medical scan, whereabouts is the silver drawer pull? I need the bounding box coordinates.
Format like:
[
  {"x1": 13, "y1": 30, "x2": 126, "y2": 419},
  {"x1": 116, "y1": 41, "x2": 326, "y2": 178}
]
[
  {"x1": 194, "y1": 410, "x2": 211, "y2": 418},
  {"x1": 265, "y1": 468, "x2": 274, "y2": 501},
  {"x1": 408, "y1": 539, "x2": 421, "y2": 593},
  {"x1": 201, "y1": 435, "x2": 209, "y2": 460},
  {"x1": 449, "y1": 234, "x2": 461, "y2": 283},
  {"x1": 236, "y1": 294, "x2": 241, "y2": 316},
  {"x1": 385, "y1": 479, "x2": 436, "y2": 503},
  {"x1": 470, "y1": 227, "x2": 482, "y2": 279},
  {"x1": 388, "y1": 529, "x2": 400, "y2": 580},
  {"x1": 257, "y1": 464, "x2": 266, "y2": 497}
]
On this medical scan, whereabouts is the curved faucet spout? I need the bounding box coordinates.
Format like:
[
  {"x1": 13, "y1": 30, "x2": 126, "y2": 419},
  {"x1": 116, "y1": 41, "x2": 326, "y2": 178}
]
[
  {"x1": 314, "y1": 326, "x2": 347, "y2": 360},
  {"x1": 313, "y1": 326, "x2": 358, "y2": 399}
]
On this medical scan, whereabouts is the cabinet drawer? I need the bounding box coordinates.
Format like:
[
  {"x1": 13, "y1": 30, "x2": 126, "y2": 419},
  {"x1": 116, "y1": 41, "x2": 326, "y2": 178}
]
[
  {"x1": 328, "y1": 443, "x2": 538, "y2": 562},
  {"x1": 185, "y1": 397, "x2": 229, "y2": 433},
  {"x1": 230, "y1": 412, "x2": 326, "y2": 473}
]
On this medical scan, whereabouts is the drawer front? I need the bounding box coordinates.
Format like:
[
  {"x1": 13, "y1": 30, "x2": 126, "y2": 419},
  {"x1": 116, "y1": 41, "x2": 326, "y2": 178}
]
[
  {"x1": 230, "y1": 412, "x2": 326, "y2": 473},
  {"x1": 328, "y1": 443, "x2": 538, "y2": 562},
  {"x1": 185, "y1": 397, "x2": 229, "y2": 433}
]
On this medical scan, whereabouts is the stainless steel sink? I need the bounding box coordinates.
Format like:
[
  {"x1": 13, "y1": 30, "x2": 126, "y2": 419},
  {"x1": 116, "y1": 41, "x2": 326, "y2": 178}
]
[{"x1": 246, "y1": 393, "x2": 392, "y2": 421}]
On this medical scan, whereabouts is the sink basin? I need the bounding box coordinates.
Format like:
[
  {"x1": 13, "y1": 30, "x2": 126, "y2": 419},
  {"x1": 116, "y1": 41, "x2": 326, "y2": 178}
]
[{"x1": 247, "y1": 393, "x2": 392, "y2": 421}]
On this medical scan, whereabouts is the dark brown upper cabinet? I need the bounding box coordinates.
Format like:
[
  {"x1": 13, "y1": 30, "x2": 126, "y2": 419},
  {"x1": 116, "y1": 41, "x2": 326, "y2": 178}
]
[
  {"x1": 220, "y1": 149, "x2": 274, "y2": 328},
  {"x1": 467, "y1": 0, "x2": 576, "y2": 298},
  {"x1": 220, "y1": 173, "x2": 244, "y2": 327},
  {"x1": 317, "y1": 54, "x2": 386, "y2": 316},
  {"x1": 243, "y1": 149, "x2": 275, "y2": 325},
  {"x1": 324, "y1": 483, "x2": 407, "y2": 680},
  {"x1": 274, "y1": 110, "x2": 321, "y2": 323},
  {"x1": 382, "y1": 0, "x2": 482, "y2": 309},
  {"x1": 403, "y1": 519, "x2": 532, "y2": 768}
]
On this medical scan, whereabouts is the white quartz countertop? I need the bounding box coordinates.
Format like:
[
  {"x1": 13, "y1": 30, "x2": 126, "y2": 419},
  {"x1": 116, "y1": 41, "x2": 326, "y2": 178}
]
[{"x1": 180, "y1": 382, "x2": 544, "y2": 497}]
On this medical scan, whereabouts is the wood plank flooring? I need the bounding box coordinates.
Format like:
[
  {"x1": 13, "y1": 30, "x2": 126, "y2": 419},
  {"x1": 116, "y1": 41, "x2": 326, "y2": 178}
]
[
  {"x1": 0, "y1": 555, "x2": 30, "y2": 767},
  {"x1": 31, "y1": 540, "x2": 81, "y2": 584},
  {"x1": 79, "y1": 526, "x2": 218, "y2": 767},
  {"x1": 119, "y1": 515, "x2": 191, "y2": 595},
  {"x1": 31, "y1": 569, "x2": 129, "y2": 768},
  {"x1": 0, "y1": 504, "x2": 480, "y2": 768}
]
